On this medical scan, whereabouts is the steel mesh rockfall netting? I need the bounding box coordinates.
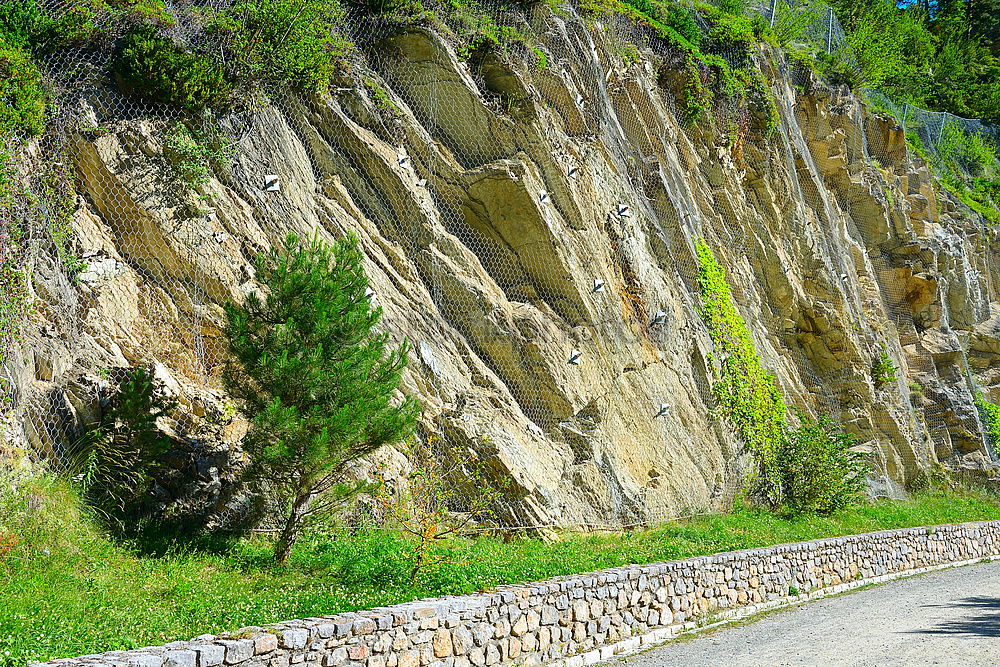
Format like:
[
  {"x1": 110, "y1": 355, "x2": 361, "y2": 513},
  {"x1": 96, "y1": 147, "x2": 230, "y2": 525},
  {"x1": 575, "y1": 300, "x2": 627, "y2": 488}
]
[{"x1": 2, "y1": 0, "x2": 998, "y2": 531}]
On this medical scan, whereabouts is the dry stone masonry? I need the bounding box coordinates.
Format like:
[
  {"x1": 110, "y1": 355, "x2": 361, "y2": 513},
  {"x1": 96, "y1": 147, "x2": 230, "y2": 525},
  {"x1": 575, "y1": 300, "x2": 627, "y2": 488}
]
[{"x1": 31, "y1": 521, "x2": 1000, "y2": 667}]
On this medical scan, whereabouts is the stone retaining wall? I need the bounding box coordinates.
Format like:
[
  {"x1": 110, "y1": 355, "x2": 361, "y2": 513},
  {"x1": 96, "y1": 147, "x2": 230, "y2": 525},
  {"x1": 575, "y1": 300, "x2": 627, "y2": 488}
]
[{"x1": 32, "y1": 522, "x2": 1000, "y2": 667}]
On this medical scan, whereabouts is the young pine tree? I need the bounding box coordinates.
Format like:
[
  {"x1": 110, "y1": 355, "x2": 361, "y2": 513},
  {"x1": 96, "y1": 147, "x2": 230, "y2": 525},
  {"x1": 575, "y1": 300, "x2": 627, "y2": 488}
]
[{"x1": 224, "y1": 232, "x2": 419, "y2": 564}]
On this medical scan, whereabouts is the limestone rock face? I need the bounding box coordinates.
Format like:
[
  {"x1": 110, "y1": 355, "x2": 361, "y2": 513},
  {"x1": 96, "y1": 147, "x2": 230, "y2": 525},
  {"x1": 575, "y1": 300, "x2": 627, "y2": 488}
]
[{"x1": 10, "y1": 11, "x2": 1000, "y2": 527}]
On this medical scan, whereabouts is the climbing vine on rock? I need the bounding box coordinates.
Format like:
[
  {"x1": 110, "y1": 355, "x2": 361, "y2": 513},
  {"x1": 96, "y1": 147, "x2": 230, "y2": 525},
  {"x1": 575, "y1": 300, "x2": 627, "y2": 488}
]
[
  {"x1": 696, "y1": 239, "x2": 868, "y2": 514},
  {"x1": 974, "y1": 392, "x2": 1000, "y2": 457},
  {"x1": 680, "y1": 53, "x2": 713, "y2": 124},
  {"x1": 696, "y1": 239, "x2": 787, "y2": 506}
]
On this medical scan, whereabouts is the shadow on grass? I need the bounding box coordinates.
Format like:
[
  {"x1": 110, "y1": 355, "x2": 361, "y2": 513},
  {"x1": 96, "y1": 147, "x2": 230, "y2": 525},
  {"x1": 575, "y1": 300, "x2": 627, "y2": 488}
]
[
  {"x1": 910, "y1": 596, "x2": 1000, "y2": 638},
  {"x1": 115, "y1": 516, "x2": 248, "y2": 557}
]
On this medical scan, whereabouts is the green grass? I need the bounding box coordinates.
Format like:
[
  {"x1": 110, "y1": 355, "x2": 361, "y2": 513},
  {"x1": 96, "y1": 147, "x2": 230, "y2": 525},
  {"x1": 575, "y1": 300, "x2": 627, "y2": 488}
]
[{"x1": 1, "y1": 472, "x2": 998, "y2": 667}]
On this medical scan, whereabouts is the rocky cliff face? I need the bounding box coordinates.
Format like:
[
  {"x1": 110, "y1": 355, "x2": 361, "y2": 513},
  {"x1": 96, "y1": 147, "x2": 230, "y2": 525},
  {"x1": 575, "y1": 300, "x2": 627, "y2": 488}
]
[{"x1": 7, "y1": 6, "x2": 1000, "y2": 528}]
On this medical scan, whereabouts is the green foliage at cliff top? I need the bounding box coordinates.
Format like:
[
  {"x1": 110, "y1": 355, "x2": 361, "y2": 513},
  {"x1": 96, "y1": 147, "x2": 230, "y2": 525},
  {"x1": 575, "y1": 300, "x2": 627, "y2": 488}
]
[
  {"x1": 111, "y1": 26, "x2": 229, "y2": 111},
  {"x1": 205, "y1": 0, "x2": 354, "y2": 91},
  {"x1": 2, "y1": 468, "x2": 998, "y2": 667},
  {"x1": 0, "y1": 0, "x2": 997, "y2": 123},
  {"x1": 0, "y1": 0, "x2": 354, "y2": 113},
  {"x1": 827, "y1": 0, "x2": 1000, "y2": 123},
  {"x1": 0, "y1": 35, "x2": 46, "y2": 138}
]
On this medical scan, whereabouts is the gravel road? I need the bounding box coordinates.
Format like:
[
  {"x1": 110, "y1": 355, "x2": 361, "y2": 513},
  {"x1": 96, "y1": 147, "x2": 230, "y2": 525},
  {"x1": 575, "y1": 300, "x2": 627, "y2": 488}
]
[{"x1": 602, "y1": 559, "x2": 1000, "y2": 666}]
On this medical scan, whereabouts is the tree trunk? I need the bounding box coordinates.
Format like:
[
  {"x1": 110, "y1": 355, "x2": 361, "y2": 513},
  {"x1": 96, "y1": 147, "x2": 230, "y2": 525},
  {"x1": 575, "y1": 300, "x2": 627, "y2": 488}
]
[{"x1": 274, "y1": 492, "x2": 311, "y2": 565}]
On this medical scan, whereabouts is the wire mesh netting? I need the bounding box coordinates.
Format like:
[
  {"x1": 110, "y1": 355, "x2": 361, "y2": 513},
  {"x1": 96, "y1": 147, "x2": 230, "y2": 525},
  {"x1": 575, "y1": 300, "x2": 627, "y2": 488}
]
[{"x1": 2, "y1": 0, "x2": 999, "y2": 532}]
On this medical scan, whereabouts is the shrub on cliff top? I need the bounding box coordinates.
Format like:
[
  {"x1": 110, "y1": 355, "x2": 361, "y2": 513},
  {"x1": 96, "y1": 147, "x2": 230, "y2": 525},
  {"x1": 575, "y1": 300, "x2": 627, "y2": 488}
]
[
  {"x1": 111, "y1": 26, "x2": 229, "y2": 110},
  {"x1": 0, "y1": 0, "x2": 48, "y2": 51},
  {"x1": 938, "y1": 120, "x2": 999, "y2": 182},
  {"x1": 2, "y1": 0, "x2": 176, "y2": 50},
  {"x1": 206, "y1": 0, "x2": 354, "y2": 92}
]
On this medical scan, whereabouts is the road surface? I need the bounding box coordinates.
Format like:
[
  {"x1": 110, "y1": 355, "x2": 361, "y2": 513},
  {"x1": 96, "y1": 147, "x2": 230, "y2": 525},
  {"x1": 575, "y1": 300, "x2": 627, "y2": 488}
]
[{"x1": 603, "y1": 559, "x2": 1000, "y2": 666}]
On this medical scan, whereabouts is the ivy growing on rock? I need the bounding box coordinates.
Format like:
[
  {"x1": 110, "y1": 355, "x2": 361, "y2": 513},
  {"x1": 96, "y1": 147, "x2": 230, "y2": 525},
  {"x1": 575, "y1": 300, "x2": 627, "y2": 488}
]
[
  {"x1": 696, "y1": 239, "x2": 868, "y2": 514},
  {"x1": 680, "y1": 53, "x2": 713, "y2": 124},
  {"x1": 974, "y1": 392, "x2": 1000, "y2": 457},
  {"x1": 696, "y1": 239, "x2": 788, "y2": 506}
]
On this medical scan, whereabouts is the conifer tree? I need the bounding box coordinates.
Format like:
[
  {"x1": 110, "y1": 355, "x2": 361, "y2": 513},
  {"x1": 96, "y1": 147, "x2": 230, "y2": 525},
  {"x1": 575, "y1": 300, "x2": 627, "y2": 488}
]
[{"x1": 224, "y1": 232, "x2": 419, "y2": 564}]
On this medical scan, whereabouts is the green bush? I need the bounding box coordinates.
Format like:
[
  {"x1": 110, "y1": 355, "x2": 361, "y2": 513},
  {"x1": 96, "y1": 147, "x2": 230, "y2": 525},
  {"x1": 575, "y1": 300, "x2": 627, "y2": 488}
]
[
  {"x1": 828, "y1": 0, "x2": 999, "y2": 122},
  {"x1": 0, "y1": 242, "x2": 29, "y2": 350},
  {"x1": 206, "y1": 0, "x2": 354, "y2": 92},
  {"x1": 770, "y1": 1, "x2": 820, "y2": 47},
  {"x1": 974, "y1": 392, "x2": 1000, "y2": 457},
  {"x1": 661, "y1": 4, "x2": 701, "y2": 47},
  {"x1": 715, "y1": 0, "x2": 746, "y2": 15},
  {"x1": 966, "y1": 177, "x2": 1000, "y2": 223},
  {"x1": 110, "y1": 0, "x2": 176, "y2": 27},
  {"x1": 64, "y1": 366, "x2": 177, "y2": 517},
  {"x1": 733, "y1": 67, "x2": 779, "y2": 136},
  {"x1": 163, "y1": 121, "x2": 231, "y2": 186},
  {"x1": 620, "y1": 0, "x2": 655, "y2": 17},
  {"x1": 0, "y1": 36, "x2": 46, "y2": 137},
  {"x1": 583, "y1": 0, "x2": 774, "y2": 128},
  {"x1": 707, "y1": 9, "x2": 756, "y2": 46},
  {"x1": 781, "y1": 413, "x2": 867, "y2": 516},
  {"x1": 111, "y1": 26, "x2": 229, "y2": 111},
  {"x1": 938, "y1": 120, "x2": 999, "y2": 181},
  {"x1": 871, "y1": 349, "x2": 897, "y2": 390},
  {"x1": 0, "y1": 0, "x2": 48, "y2": 50},
  {"x1": 438, "y1": 0, "x2": 531, "y2": 62},
  {"x1": 2, "y1": 0, "x2": 176, "y2": 50},
  {"x1": 939, "y1": 175, "x2": 1000, "y2": 225},
  {"x1": 696, "y1": 240, "x2": 869, "y2": 515}
]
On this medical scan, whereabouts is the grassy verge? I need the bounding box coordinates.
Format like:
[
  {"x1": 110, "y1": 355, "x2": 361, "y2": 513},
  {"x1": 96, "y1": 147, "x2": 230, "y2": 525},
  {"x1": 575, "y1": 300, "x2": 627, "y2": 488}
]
[{"x1": 1, "y1": 473, "x2": 998, "y2": 667}]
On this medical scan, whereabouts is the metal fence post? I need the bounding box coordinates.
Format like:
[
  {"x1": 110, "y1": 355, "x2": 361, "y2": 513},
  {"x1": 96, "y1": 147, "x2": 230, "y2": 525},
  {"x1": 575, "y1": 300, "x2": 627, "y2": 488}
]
[{"x1": 826, "y1": 7, "x2": 834, "y2": 54}]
